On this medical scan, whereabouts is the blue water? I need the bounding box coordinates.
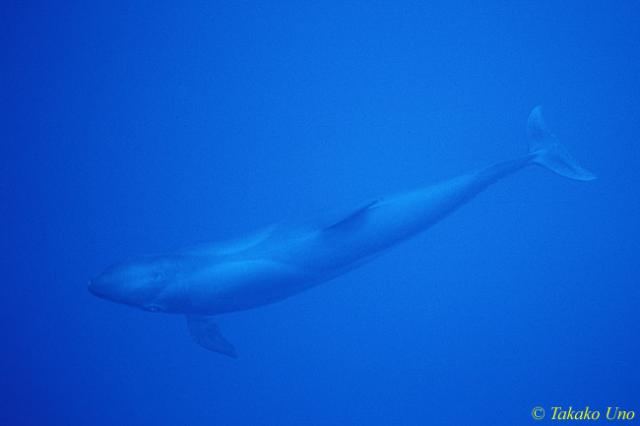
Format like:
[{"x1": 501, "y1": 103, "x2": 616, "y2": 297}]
[{"x1": 4, "y1": 2, "x2": 640, "y2": 425}]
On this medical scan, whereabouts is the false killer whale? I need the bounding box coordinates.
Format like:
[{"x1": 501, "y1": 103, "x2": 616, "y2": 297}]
[{"x1": 89, "y1": 107, "x2": 595, "y2": 357}]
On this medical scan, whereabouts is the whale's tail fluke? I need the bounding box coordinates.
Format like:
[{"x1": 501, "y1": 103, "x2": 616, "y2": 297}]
[{"x1": 527, "y1": 106, "x2": 596, "y2": 181}]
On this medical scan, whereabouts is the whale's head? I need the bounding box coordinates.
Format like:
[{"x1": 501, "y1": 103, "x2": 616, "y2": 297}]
[{"x1": 89, "y1": 255, "x2": 187, "y2": 312}]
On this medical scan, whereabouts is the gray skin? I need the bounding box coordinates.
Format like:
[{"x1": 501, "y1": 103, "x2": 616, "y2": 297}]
[{"x1": 89, "y1": 107, "x2": 595, "y2": 356}]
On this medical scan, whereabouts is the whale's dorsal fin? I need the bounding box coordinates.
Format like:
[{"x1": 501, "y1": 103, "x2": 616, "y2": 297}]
[
  {"x1": 186, "y1": 315, "x2": 237, "y2": 358},
  {"x1": 323, "y1": 200, "x2": 377, "y2": 232}
]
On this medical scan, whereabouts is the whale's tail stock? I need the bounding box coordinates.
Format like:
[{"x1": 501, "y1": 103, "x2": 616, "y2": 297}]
[{"x1": 527, "y1": 106, "x2": 596, "y2": 181}]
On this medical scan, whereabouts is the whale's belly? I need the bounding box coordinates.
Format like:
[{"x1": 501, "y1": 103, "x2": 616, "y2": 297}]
[{"x1": 183, "y1": 260, "x2": 316, "y2": 314}]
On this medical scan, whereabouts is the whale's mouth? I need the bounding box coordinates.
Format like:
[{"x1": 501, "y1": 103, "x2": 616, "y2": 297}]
[
  {"x1": 88, "y1": 279, "x2": 122, "y2": 304},
  {"x1": 88, "y1": 279, "x2": 106, "y2": 298},
  {"x1": 88, "y1": 278, "x2": 140, "y2": 309}
]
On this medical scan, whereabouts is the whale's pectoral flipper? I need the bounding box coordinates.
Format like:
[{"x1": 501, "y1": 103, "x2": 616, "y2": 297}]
[
  {"x1": 186, "y1": 315, "x2": 237, "y2": 358},
  {"x1": 527, "y1": 106, "x2": 596, "y2": 181},
  {"x1": 323, "y1": 200, "x2": 378, "y2": 232}
]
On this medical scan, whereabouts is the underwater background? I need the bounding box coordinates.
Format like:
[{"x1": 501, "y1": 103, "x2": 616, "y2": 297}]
[{"x1": 4, "y1": 1, "x2": 640, "y2": 425}]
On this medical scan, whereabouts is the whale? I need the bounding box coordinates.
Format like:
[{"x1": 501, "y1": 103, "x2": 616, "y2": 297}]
[{"x1": 89, "y1": 107, "x2": 595, "y2": 357}]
